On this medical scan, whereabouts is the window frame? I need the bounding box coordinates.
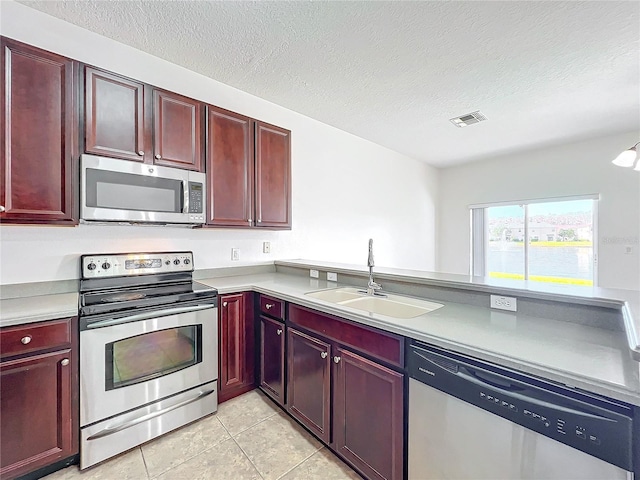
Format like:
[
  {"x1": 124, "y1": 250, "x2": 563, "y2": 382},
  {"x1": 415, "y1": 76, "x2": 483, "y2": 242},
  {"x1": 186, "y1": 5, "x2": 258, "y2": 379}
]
[{"x1": 470, "y1": 194, "x2": 599, "y2": 286}]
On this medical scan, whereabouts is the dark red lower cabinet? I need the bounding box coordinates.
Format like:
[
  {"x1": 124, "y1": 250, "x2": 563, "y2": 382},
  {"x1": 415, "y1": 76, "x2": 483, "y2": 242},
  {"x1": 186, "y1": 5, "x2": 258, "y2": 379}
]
[
  {"x1": 286, "y1": 327, "x2": 331, "y2": 443},
  {"x1": 218, "y1": 292, "x2": 256, "y2": 403},
  {"x1": 333, "y1": 347, "x2": 404, "y2": 480},
  {"x1": 260, "y1": 316, "x2": 286, "y2": 405}
]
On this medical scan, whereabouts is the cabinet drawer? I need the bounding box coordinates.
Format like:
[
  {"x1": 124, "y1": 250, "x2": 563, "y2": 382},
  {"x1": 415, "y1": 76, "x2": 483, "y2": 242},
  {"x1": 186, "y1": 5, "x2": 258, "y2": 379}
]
[
  {"x1": 0, "y1": 318, "x2": 72, "y2": 359},
  {"x1": 288, "y1": 305, "x2": 404, "y2": 368},
  {"x1": 259, "y1": 295, "x2": 284, "y2": 320}
]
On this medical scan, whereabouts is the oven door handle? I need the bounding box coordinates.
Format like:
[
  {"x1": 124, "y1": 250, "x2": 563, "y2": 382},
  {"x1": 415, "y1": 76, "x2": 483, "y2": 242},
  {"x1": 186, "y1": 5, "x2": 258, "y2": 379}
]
[
  {"x1": 85, "y1": 303, "x2": 216, "y2": 329},
  {"x1": 86, "y1": 388, "x2": 216, "y2": 441}
]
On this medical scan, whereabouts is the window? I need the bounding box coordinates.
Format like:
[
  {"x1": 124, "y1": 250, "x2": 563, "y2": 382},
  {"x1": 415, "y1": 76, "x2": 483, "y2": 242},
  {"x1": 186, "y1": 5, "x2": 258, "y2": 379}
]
[{"x1": 471, "y1": 196, "x2": 598, "y2": 286}]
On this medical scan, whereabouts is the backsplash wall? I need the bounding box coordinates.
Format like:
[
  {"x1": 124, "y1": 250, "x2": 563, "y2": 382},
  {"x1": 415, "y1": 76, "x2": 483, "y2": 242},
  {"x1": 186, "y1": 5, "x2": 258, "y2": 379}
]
[{"x1": 0, "y1": 1, "x2": 438, "y2": 284}]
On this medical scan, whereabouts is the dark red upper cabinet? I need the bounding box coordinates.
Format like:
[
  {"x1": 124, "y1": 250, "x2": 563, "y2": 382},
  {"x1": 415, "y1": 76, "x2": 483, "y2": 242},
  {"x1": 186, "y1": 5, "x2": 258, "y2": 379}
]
[
  {"x1": 85, "y1": 66, "x2": 147, "y2": 162},
  {"x1": 0, "y1": 37, "x2": 78, "y2": 225},
  {"x1": 153, "y1": 89, "x2": 203, "y2": 171},
  {"x1": 206, "y1": 106, "x2": 254, "y2": 226},
  {"x1": 255, "y1": 122, "x2": 291, "y2": 229}
]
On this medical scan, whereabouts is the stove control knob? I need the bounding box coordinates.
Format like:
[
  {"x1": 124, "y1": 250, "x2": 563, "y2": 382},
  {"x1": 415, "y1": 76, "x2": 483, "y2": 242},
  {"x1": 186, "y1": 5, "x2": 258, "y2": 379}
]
[
  {"x1": 173, "y1": 259, "x2": 180, "y2": 265},
  {"x1": 184, "y1": 258, "x2": 191, "y2": 265},
  {"x1": 102, "y1": 262, "x2": 111, "y2": 270},
  {"x1": 165, "y1": 260, "x2": 171, "y2": 266},
  {"x1": 87, "y1": 262, "x2": 97, "y2": 271}
]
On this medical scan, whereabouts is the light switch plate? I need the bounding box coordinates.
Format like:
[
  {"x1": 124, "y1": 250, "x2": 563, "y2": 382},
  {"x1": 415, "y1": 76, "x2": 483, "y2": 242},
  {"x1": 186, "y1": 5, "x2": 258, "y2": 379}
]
[
  {"x1": 310, "y1": 269, "x2": 319, "y2": 278},
  {"x1": 327, "y1": 272, "x2": 338, "y2": 282}
]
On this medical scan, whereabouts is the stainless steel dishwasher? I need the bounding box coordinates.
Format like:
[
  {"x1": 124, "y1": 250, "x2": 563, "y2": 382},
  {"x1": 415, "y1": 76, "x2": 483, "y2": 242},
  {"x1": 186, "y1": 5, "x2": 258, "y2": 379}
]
[{"x1": 408, "y1": 341, "x2": 637, "y2": 479}]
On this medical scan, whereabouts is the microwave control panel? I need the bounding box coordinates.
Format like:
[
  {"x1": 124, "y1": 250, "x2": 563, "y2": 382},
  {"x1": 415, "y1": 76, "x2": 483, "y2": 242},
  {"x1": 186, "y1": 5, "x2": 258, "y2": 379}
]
[{"x1": 188, "y1": 182, "x2": 203, "y2": 215}]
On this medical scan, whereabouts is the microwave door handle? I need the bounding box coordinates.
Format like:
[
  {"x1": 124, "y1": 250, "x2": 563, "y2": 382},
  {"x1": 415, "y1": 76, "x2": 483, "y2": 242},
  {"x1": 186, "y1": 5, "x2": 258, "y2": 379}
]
[{"x1": 182, "y1": 180, "x2": 188, "y2": 214}]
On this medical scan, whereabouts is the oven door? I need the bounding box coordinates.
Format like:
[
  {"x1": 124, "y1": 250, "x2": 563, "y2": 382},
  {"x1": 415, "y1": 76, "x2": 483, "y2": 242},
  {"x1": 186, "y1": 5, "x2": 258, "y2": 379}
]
[{"x1": 80, "y1": 303, "x2": 217, "y2": 427}]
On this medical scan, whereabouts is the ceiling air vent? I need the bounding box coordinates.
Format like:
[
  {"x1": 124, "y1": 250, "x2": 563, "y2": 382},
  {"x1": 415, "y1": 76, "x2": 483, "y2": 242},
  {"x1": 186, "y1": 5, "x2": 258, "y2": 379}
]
[{"x1": 450, "y1": 111, "x2": 487, "y2": 128}]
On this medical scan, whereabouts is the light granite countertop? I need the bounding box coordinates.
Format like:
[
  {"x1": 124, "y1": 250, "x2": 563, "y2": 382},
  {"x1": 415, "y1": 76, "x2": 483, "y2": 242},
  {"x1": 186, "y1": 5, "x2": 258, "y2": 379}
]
[
  {"x1": 1, "y1": 261, "x2": 638, "y2": 407},
  {"x1": 199, "y1": 272, "x2": 640, "y2": 407},
  {"x1": 0, "y1": 292, "x2": 78, "y2": 327}
]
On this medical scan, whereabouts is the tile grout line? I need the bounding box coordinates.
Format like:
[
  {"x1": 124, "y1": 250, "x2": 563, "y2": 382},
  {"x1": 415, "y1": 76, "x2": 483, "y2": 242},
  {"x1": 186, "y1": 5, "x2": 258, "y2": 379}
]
[
  {"x1": 230, "y1": 435, "x2": 267, "y2": 480},
  {"x1": 143, "y1": 415, "x2": 231, "y2": 479},
  {"x1": 274, "y1": 446, "x2": 326, "y2": 480},
  {"x1": 221, "y1": 409, "x2": 280, "y2": 438},
  {"x1": 139, "y1": 446, "x2": 151, "y2": 480}
]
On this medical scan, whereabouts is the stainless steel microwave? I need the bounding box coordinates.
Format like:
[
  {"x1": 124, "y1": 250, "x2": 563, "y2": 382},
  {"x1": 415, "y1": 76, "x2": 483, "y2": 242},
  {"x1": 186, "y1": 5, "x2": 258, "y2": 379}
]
[{"x1": 80, "y1": 154, "x2": 206, "y2": 225}]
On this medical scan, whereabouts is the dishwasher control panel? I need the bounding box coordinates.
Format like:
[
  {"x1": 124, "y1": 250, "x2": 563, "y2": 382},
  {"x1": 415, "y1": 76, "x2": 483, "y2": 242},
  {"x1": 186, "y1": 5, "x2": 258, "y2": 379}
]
[{"x1": 409, "y1": 342, "x2": 635, "y2": 473}]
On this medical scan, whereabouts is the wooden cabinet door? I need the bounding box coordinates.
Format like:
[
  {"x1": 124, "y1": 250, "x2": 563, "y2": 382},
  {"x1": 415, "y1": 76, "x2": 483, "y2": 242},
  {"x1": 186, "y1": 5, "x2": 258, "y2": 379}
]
[
  {"x1": 0, "y1": 349, "x2": 74, "y2": 479},
  {"x1": 218, "y1": 293, "x2": 255, "y2": 403},
  {"x1": 206, "y1": 106, "x2": 253, "y2": 226},
  {"x1": 259, "y1": 316, "x2": 285, "y2": 406},
  {"x1": 85, "y1": 67, "x2": 147, "y2": 162},
  {"x1": 255, "y1": 122, "x2": 291, "y2": 229},
  {"x1": 287, "y1": 328, "x2": 331, "y2": 443},
  {"x1": 153, "y1": 89, "x2": 203, "y2": 171},
  {"x1": 0, "y1": 38, "x2": 77, "y2": 224},
  {"x1": 333, "y1": 347, "x2": 404, "y2": 480}
]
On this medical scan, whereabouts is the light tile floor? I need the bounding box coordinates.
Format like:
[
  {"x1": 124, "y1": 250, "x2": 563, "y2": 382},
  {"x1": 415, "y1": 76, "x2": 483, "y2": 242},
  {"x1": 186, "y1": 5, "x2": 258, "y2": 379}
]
[{"x1": 43, "y1": 390, "x2": 361, "y2": 480}]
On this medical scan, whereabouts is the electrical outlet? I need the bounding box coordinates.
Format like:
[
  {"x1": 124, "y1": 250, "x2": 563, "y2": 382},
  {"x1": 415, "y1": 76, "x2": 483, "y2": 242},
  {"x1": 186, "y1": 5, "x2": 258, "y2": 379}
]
[
  {"x1": 490, "y1": 295, "x2": 517, "y2": 312},
  {"x1": 231, "y1": 248, "x2": 240, "y2": 261},
  {"x1": 263, "y1": 241, "x2": 271, "y2": 254},
  {"x1": 310, "y1": 269, "x2": 319, "y2": 278},
  {"x1": 327, "y1": 272, "x2": 338, "y2": 282},
  {"x1": 625, "y1": 245, "x2": 633, "y2": 255}
]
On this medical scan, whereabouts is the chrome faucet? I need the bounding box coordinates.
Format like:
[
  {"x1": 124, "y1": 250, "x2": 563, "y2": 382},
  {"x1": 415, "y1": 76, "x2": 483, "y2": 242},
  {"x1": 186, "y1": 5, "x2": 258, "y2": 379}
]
[{"x1": 366, "y1": 238, "x2": 382, "y2": 295}]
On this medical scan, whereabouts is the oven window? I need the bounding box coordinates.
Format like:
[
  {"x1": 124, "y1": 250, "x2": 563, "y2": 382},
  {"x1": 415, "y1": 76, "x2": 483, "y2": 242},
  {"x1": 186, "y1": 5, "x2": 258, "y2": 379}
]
[{"x1": 105, "y1": 326, "x2": 202, "y2": 390}]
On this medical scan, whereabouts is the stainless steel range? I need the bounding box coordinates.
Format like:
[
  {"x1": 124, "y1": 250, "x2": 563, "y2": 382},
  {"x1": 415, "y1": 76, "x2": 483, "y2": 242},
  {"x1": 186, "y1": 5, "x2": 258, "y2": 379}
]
[{"x1": 78, "y1": 251, "x2": 218, "y2": 469}]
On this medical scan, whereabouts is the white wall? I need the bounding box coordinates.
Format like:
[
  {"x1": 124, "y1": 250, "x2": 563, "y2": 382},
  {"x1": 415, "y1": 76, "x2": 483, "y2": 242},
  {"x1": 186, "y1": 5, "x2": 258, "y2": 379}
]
[
  {"x1": 0, "y1": 1, "x2": 438, "y2": 284},
  {"x1": 438, "y1": 131, "x2": 640, "y2": 290}
]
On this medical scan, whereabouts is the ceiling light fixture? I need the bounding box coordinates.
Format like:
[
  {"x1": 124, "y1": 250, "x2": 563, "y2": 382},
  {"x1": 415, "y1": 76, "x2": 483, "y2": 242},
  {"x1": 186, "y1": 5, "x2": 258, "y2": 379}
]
[{"x1": 612, "y1": 142, "x2": 640, "y2": 168}]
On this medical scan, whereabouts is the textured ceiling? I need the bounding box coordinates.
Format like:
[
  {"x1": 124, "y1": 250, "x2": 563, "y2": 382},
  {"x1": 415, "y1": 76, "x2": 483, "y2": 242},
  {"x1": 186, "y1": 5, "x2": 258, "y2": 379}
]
[{"x1": 15, "y1": 1, "x2": 640, "y2": 167}]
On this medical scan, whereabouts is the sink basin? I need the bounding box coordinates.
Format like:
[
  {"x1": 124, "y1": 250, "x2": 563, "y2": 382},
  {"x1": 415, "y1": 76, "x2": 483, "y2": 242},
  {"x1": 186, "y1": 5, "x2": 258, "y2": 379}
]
[{"x1": 305, "y1": 287, "x2": 443, "y2": 319}]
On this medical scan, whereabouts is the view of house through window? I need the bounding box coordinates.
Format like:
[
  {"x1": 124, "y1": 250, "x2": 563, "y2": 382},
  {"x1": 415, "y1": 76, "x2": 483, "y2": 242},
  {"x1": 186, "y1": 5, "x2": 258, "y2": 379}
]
[{"x1": 473, "y1": 198, "x2": 596, "y2": 286}]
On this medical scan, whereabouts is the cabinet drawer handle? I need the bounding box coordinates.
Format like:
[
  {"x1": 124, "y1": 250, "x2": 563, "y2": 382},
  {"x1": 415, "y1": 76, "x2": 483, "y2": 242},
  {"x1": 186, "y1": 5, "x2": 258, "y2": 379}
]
[
  {"x1": 0, "y1": 205, "x2": 5, "y2": 213},
  {"x1": 137, "y1": 150, "x2": 144, "y2": 156},
  {"x1": 321, "y1": 351, "x2": 328, "y2": 359},
  {"x1": 223, "y1": 301, "x2": 228, "y2": 307},
  {"x1": 21, "y1": 336, "x2": 32, "y2": 345},
  {"x1": 155, "y1": 154, "x2": 161, "y2": 160},
  {"x1": 265, "y1": 303, "x2": 273, "y2": 309},
  {"x1": 276, "y1": 329, "x2": 283, "y2": 335},
  {"x1": 334, "y1": 356, "x2": 341, "y2": 364},
  {"x1": 61, "y1": 358, "x2": 70, "y2": 366}
]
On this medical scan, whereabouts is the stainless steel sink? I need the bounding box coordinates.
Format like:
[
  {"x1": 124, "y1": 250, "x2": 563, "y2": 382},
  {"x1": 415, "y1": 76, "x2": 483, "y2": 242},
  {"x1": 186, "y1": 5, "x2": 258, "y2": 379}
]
[{"x1": 305, "y1": 287, "x2": 443, "y2": 319}]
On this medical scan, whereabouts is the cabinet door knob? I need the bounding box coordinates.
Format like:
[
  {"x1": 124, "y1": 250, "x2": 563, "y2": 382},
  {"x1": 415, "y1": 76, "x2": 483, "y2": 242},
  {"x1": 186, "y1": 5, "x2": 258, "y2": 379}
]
[
  {"x1": 155, "y1": 154, "x2": 161, "y2": 160},
  {"x1": 321, "y1": 351, "x2": 328, "y2": 359},
  {"x1": 265, "y1": 303, "x2": 273, "y2": 309},
  {"x1": 333, "y1": 356, "x2": 341, "y2": 364},
  {"x1": 223, "y1": 301, "x2": 228, "y2": 307},
  {"x1": 21, "y1": 335, "x2": 32, "y2": 345},
  {"x1": 0, "y1": 205, "x2": 5, "y2": 213},
  {"x1": 61, "y1": 358, "x2": 70, "y2": 366},
  {"x1": 276, "y1": 329, "x2": 283, "y2": 335},
  {"x1": 137, "y1": 150, "x2": 144, "y2": 156}
]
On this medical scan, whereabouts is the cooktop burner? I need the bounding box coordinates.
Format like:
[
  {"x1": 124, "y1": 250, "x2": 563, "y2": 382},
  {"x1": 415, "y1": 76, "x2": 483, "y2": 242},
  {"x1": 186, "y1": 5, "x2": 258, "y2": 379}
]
[
  {"x1": 102, "y1": 292, "x2": 147, "y2": 302},
  {"x1": 78, "y1": 251, "x2": 218, "y2": 319}
]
